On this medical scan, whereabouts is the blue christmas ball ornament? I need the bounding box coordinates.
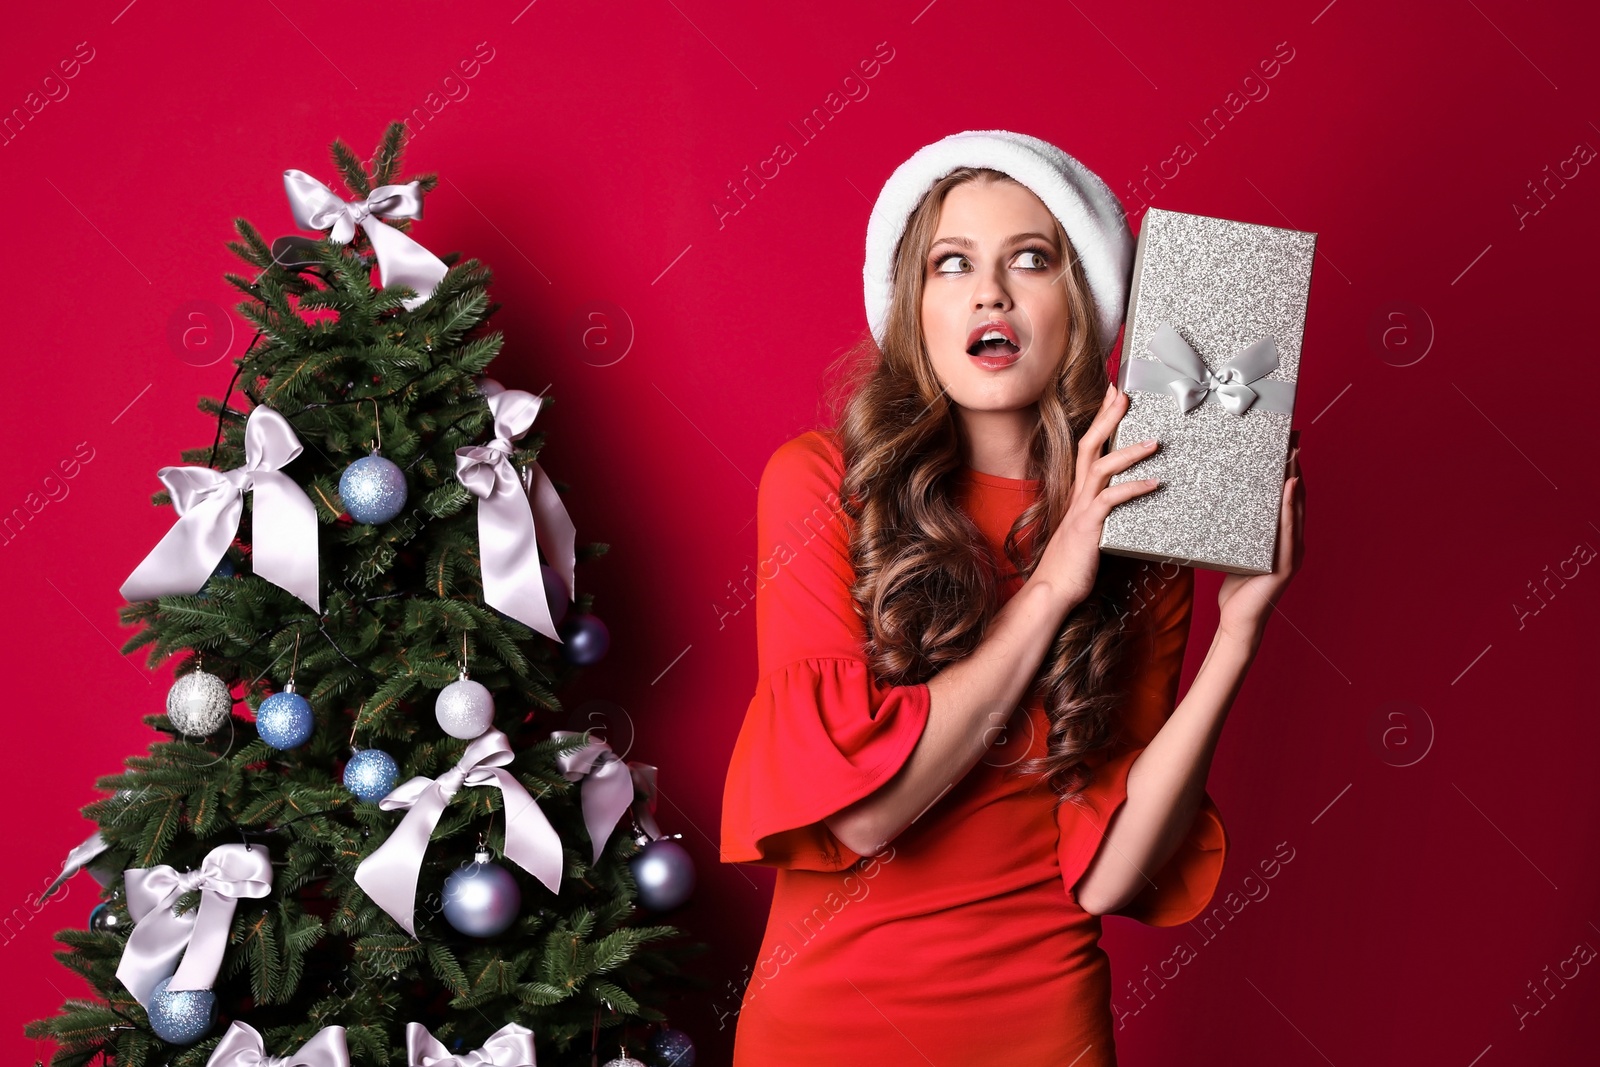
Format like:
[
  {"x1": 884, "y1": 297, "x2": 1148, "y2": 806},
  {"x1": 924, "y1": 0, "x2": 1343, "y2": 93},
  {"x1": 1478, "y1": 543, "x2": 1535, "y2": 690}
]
[
  {"x1": 147, "y1": 976, "x2": 215, "y2": 1044},
  {"x1": 648, "y1": 1027, "x2": 697, "y2": 1067},
  {"x1": 343, "y1": 748, "x2": 399, "y2": 802},
  {"x1": 339, "y1": 452, "x2": 408, "y2": 524},
  {"x1": 558, "y1": 613, "x2": 609, "y2": 666},
  {"x1": 256, "y1": 686, "x2": 314, "y2": 750}
]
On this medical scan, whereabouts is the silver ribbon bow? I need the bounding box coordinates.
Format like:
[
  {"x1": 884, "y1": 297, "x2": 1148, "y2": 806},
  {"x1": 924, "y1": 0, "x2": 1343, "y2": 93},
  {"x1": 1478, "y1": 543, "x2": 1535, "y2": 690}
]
[
  {"x1": 120, "y1": 405, "x2": 320, "y2": 611},
  {"x1": 552, "y1": 731, "x2": 661, "y2": 864},
  {"x1": 206, "y1": 1021, "x2": 350, "y2": 1067},
  {"x1": 115, "y1": 843, "x2": 274, "y2": 1007},
  {"x1": 353, "y1": 728, "x2": 562, "y2": 938},
  {"x1": 406, "y1": 1022, "x2": 536, "y2": 1067},
  {"x1": 282, "y1": 169, "x2": 448, "y2": 311},
  {"x1": 454, "y1": 390, "x2": 577, "y2": 642},
  {"x1": 1124, "y1": 323, "x2": 1296, "y2": 416}
]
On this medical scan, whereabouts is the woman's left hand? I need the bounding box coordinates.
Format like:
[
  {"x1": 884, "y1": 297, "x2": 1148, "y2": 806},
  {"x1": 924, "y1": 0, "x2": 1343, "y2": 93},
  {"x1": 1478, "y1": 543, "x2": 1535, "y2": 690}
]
[{"x1": 1217, "y1": 433, "x2": 1305, "y2": 644}]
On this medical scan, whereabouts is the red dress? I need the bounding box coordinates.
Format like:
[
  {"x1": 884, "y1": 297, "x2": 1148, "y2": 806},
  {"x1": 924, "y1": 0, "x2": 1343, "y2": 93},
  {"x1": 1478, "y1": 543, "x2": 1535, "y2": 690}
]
[{"x1": 720, "y1": 430, "x2": 1229, "y2": 1066}]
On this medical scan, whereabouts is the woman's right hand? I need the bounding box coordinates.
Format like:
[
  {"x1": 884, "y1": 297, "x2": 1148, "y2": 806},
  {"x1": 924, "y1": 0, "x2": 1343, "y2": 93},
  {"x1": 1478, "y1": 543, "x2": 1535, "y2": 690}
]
[{"x1": 1031, "y1": 381, "x2": 1163, "y2": 609}]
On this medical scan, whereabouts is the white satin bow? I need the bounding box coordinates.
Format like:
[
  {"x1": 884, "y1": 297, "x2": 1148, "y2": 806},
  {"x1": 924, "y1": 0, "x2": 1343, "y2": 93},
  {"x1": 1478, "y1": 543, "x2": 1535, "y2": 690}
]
[
  {"x1": 282, "y1": 169, "x2": 448, "y2": 311},
  {"x1": 455, "y1": 389, "x2": 577, "y2": 641},
  {"x1": 406, "y1": 1022, "x2": 536, "y2": 1067},
  {"x1": 120, "y1": 406, "x2": 320, "y2": 611},
  {"x1": 552, "y1": 730, "x2": 662, "y2": 863},
  {"x1": 205, "y1": 1022, "x2": 350, "y2": 1067}
]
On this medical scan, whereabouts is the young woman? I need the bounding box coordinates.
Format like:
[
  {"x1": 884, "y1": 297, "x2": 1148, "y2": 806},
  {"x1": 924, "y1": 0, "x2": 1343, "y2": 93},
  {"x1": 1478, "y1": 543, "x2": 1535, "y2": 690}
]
[{"x1": 720, "y1": 130, "x2": 1305, "y2": 1065}]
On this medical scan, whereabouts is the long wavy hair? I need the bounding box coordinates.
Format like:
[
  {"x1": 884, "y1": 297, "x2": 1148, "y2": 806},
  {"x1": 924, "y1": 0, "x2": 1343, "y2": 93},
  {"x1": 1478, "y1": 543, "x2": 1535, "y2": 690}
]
[{"x1": 821, "y1": 166, "x2": 1151, "y2": 804}]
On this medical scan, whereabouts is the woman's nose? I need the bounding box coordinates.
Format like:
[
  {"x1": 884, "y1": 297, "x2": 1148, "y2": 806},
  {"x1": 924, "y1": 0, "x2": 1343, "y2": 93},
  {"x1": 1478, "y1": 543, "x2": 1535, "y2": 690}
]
[{"x1": 972, "y1": 264, "x2": 1010, "y2": 311}]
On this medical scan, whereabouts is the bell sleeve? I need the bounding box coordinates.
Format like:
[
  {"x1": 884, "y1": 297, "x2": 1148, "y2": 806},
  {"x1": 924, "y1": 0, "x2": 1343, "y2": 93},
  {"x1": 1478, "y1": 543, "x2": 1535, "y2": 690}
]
[
  {"x1": 720, "y1": 431, "x2": 932, "y2": 872},
  {"x1": 1055, "y1": 565, "x2": 1230, "y2": 927}
]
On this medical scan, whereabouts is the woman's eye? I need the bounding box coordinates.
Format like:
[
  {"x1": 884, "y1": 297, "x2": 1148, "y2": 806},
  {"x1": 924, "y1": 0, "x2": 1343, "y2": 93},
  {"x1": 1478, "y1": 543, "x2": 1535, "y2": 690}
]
[{"x1": 932, "y1": 249, "x2": 1051, "y2": 274}]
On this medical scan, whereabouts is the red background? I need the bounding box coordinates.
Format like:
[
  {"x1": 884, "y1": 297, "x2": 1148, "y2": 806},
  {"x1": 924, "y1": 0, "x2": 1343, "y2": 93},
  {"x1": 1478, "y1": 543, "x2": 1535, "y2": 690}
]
[{"x1": 4, "y1": 1, "x2": 1598, "y2": 1064}]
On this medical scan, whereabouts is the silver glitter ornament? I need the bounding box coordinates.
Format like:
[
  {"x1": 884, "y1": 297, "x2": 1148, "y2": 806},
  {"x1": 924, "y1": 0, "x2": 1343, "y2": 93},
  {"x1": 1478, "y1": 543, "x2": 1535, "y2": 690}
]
[
  {"x1": 630, "y1": 837, "x2": 695, "y2": 912},
  {"x1": 147, "y1": 976, "x2": 215, "y2": 1044},
  {"x1": 1101, "y1": 207, "x2": 1314, "y2": 575},
  {"x1": 441, "y1": 847, "x2": 521, "y2": 937},
  {"x1": 435, "y1": 674, "x2": 494, "y2": 739},
  {"x1": 600, "y1": 1056, "x2": 646, "y2": 1067},
  {"x1": 165, "y1": 670, "x2": 231, "y2": 736},
  {"x1": 339, "y1": 452, "x2": 408, "y2": 524}
]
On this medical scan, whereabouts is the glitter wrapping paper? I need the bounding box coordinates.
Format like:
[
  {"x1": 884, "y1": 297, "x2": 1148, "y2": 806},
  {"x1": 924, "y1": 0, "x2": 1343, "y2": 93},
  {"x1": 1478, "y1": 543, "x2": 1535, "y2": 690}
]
[{"x1": 1100, "y1": 207, "x2": 1316, "y2": 575}]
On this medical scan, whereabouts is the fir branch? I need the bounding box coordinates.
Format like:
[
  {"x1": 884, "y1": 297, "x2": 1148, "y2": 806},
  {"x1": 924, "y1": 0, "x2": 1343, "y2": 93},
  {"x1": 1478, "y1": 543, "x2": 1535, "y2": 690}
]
[
  {"x1": 329, "y1": 138, "x2": 371, "y2": 199},
  {"x1": 226, "y1": 218, "x2": 274, "y2": 269},
  {"x1": 240, "y1": 907, "x2": 284, "y2": 1003},
  {"x1": 424, "y1": 942, "x2": 470, "y2": 997},
  {"x1": 369, "y1": 123, "x2": 407, "y2": 187},
  {"x1": 434, "y1": 291, "x2": 489, "y2": 346},
  {"x1": 586, "y1": 979, "x2": 638, "y2": 1014}
]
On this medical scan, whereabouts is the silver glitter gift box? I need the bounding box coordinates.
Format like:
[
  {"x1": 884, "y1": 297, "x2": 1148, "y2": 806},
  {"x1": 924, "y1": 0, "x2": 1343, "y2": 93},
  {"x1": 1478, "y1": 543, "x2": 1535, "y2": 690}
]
[{"x1": 1099, "y1": 207, "x2": 1316, "y2": 575}]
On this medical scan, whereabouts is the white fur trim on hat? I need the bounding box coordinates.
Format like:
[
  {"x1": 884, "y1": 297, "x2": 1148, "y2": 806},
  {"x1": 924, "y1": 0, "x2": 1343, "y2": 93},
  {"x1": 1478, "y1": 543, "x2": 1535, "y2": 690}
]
[{"x1": 863, "y1": 129, "x2": 1133, "y2": 356}]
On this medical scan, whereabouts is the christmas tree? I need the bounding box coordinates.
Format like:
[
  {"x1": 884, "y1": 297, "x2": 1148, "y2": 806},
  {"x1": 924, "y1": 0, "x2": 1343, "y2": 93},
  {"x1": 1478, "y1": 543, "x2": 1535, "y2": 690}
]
[{"x1": 26, "y1": 123, "x2": 705, "y2": 1067}]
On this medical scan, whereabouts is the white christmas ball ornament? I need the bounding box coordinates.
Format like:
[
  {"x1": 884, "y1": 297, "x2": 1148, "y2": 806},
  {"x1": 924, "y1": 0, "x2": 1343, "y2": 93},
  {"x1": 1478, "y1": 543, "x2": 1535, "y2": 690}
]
[
  {"x1": 435, "y1": 675, "x2": 494, "y2": 739},
  {"x1": 166, "y1": 671, "x2": 232, "y2": 736},
  {"x1": 442, "y1": 848, "x2": 521, "y2": 937},
  {"x1": 339, "y1": 452, "x2": 408, "y2": 524},
  {"x1": 630, "y1": 837, "x2": 696, "y2": 912}
]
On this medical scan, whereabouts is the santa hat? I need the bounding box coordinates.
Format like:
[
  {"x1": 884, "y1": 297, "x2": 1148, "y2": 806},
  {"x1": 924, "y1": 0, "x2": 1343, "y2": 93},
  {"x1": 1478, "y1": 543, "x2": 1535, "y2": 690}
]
[{"x1": 863, "y1": 129, "x2": 1133, "y2": 357}]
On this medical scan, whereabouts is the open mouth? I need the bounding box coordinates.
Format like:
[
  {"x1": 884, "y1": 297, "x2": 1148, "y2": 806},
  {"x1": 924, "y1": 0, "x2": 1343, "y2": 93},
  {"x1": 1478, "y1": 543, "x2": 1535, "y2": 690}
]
[
  {"x1": 966, "y1": 320, "x2": 1021, "y2": 359},
  {"x1": 967, "y1": 332, "x2": 1021, "y2": 358}
]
